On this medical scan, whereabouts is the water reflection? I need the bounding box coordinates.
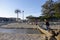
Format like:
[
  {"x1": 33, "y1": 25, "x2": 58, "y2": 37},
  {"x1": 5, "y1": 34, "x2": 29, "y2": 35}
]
[{"x1": 0, "y1": 28, "x2": 41, "y2": 34}]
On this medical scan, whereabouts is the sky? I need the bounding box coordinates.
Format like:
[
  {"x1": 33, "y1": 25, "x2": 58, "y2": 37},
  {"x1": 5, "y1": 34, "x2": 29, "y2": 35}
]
[{"x1": 0, "y1": 0, "x2": 57, "y2": 19}]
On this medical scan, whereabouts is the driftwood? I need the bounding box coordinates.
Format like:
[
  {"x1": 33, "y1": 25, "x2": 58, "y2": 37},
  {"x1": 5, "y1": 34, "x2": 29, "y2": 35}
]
[{"x1": 37, "y1": 26, "x2": 60, "y2": 40}]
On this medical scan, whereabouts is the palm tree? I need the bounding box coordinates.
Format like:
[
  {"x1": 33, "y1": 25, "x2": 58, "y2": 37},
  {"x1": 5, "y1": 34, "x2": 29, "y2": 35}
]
[
  {"x1": 15, "y1": 9, "x2": 21, "y2": 21},
  {"x1": 22, "y1": 11, "x2": 24, "y2": 20}
]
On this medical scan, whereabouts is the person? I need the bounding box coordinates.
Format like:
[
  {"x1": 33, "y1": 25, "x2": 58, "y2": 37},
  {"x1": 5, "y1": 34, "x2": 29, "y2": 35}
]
[{"x1": 45, "y1": 19, "x2": 50, "y2": 30}]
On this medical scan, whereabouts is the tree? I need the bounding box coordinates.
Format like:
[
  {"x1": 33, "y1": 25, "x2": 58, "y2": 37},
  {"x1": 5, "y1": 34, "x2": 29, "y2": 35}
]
[
  {"x1": 15, "y1": 9, "x2": 21, "y2": 21},
  {"x1": 26, "y1": 15, "x2": 40, "y2": 22},
  {"x1": 22, "y1": 11, "x2": 24, "y2": 20},
  {"x1": 42, "y1": 0, "x2": 55, "y2": 17},
  {"x1": 41, "y1": 0, "x2": 60, "y2": 21},
  {"x1": 54, "y1": 2, "x2": 60, "y2": 18}
]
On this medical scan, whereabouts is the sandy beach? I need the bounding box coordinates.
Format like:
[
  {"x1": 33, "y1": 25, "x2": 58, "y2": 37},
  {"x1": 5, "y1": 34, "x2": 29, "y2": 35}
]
[
  {"x1": 0, "y1": 23, "x2": 60, "y2": 40},
  {"x1": 0, "y1": 33, "x2": 46, "y2": 40}
]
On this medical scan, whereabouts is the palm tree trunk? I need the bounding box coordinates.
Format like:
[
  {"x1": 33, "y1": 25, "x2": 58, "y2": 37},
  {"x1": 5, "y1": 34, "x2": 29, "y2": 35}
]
[
  {"x1": 17, "y1": 13, "x2": 19, "y2": 21},
  {"x1": 23, "y1": 12, "x2": 24, "y2": 20}
]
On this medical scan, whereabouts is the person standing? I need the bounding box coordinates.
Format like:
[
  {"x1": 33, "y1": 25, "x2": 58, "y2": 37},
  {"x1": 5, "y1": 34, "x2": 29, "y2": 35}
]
[{"x1": 45, "y1": 19, "x2": 50, "y2": 30}]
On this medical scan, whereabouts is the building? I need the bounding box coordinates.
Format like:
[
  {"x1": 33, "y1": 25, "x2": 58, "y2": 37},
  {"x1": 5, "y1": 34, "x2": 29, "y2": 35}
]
[{"x1": 0, "y1": 17, "x2": 21, "y2": 23}]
